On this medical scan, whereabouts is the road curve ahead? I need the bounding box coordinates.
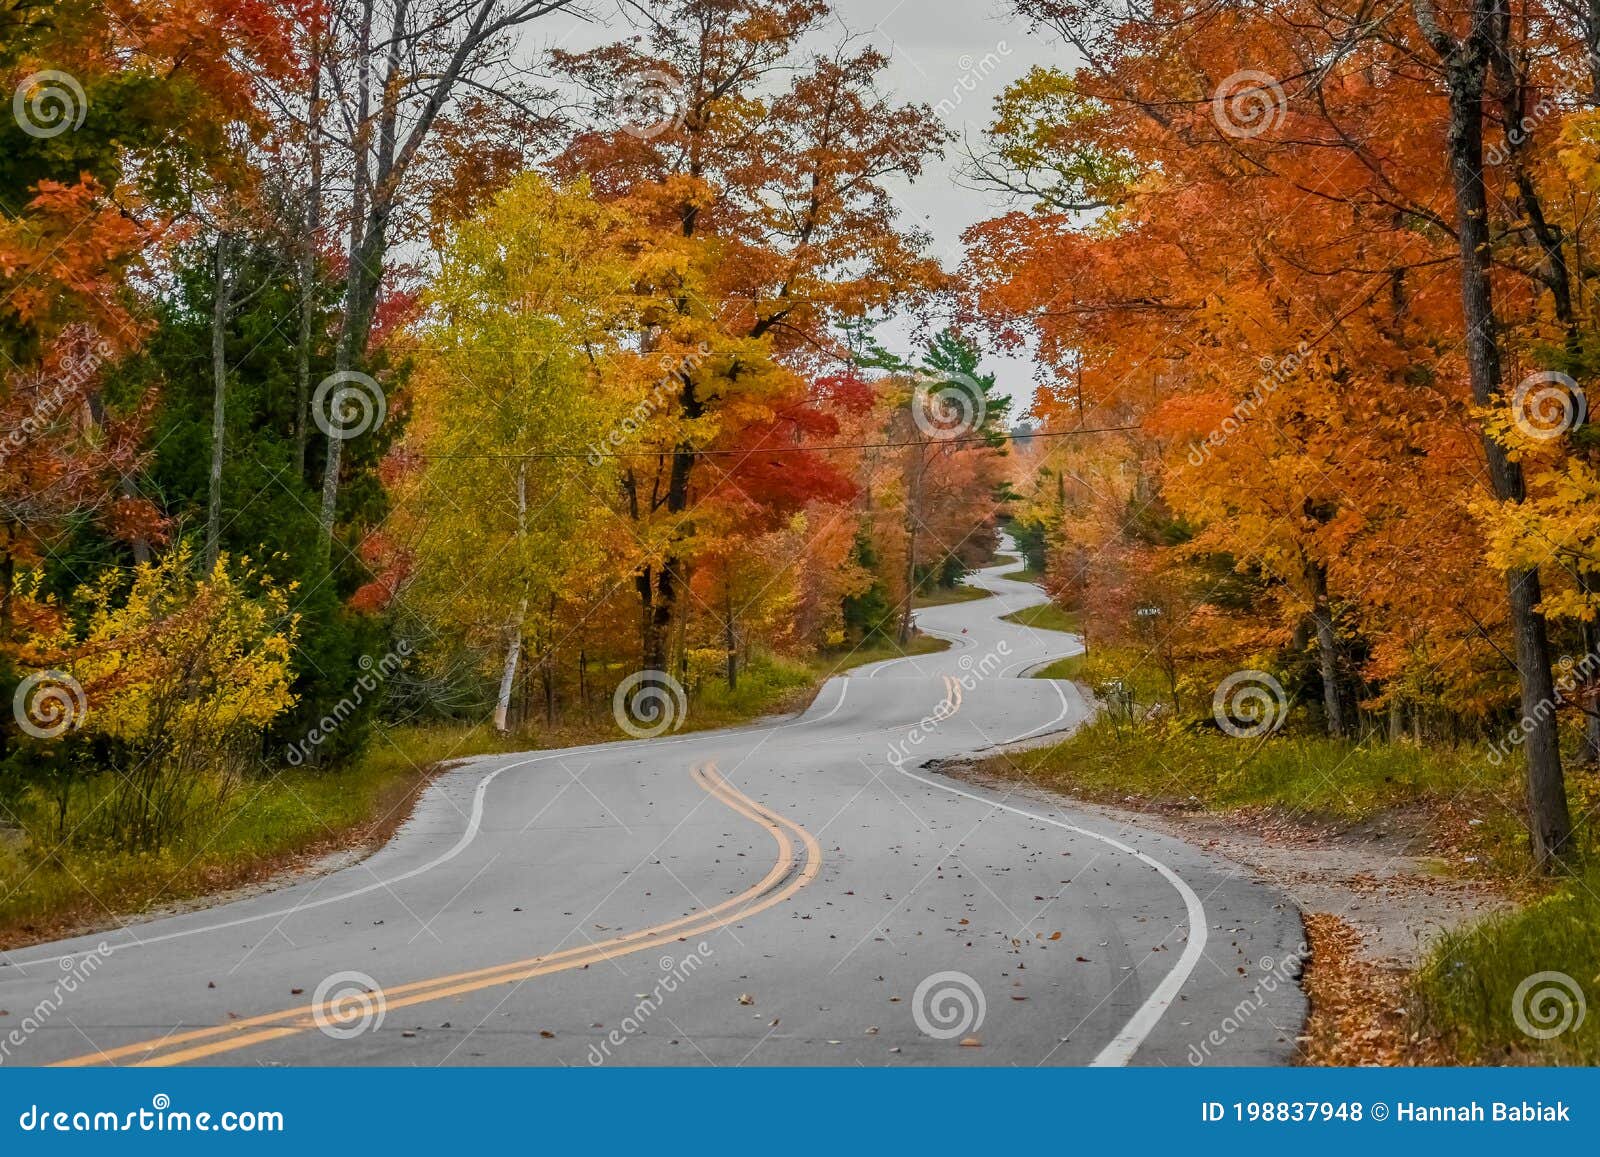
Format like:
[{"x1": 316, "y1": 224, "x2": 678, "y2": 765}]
[{"x1": 1, "y1": 544, "x2": 1306, "y2": 1067}]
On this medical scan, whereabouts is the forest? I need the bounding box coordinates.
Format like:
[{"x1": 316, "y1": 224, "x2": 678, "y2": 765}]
[
  {"x1": 5, "y1": 0, "x2": 1600, "y2": 1066},
  {"x1": 0, "y1": 0, "x2": 1009, "y2": 916}
]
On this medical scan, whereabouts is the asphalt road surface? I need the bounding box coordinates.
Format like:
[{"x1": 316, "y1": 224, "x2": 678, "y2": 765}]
[{"x1": 0, "y1": 544, "x2": 1306, "y2": 1067}]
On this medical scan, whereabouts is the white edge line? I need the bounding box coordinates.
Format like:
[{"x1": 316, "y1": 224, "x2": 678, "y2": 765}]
[
  {"x1": 4, "y1": 677, "x2": 856, "y2": 972},
  {"x1": 884, "y1": 679, "x2": 1207, "y2": 1067}
]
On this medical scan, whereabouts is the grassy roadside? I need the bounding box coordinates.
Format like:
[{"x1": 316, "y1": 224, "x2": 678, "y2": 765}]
[
  {"x1": 984, "y1": 612, "x2": 1600, "y2": 1064},
  {"x1": 1000, "y1": 565, "x2": 1045, "y2": 583},
  {"x1": 913, "y1": 583, "x2": 994, "y2": 607},
  {"x1": 1412, "y1": 866, "x2": 1600, "y2": 1063},
  {"x1": 999, "y1": 602, "x2": 1081, "y2": 634},
  {"x1": 0, "y1": 634, "x2": 949, "y2": 949}
]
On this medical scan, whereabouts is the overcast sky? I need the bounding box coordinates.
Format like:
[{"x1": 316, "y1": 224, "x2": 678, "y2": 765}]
[{"x1": 526, "y1": 0, "x2": 1080, "y2": 417}]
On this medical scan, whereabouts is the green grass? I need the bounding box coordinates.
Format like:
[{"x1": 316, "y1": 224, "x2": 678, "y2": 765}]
[
  {"x1": 976, "y1": 718, "x2": 1534, "y2": 875},
  {"x1": 913, "y1": 583, "x2": 994, "y2": 607},
  {"x1": 0, "y1": 635, "x2": 949, "y2": 947},
  {"x1": 0, "y1": 741, "x2": 444, "y2": 946},
  {"x1": 1000, "y1": 565, "x2": 1045, "y2": 584},
  {"x1": 1414, "y1": 864, "x2": 1600, "y2": 1063},
  {"x1": 991, "y1": 554, "x2": 1020, "y2": 568},
  {"x1": 999, "y1": 601, "x2": 1081, "y2": 634}
]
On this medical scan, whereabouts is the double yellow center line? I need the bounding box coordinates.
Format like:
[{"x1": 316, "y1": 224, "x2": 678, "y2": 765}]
[{"x1": 55, "y1": 763, "x2": 821, "y2": 1067}]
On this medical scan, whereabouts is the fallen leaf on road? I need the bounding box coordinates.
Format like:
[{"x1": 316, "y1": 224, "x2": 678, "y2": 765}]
[
  {"x1": 539, "y1": 1030, "x2": 555, "y2": 1039},
  {"x1": 738, "y1": 993, "x2": 754, "y2": 1005},
  {"x1": 1049, "y1": 932, "x2": 1062, "y2": 941},
  {"x1": 959, "y1": 1037, "x2": 981, "y2": 1047}
]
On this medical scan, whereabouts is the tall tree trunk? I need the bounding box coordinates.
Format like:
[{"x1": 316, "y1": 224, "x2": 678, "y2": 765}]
[
  {"x1": 1419, "y1": 0, "x2": 1573, "y2": 865},
  {"x1": 1310, "y1": 565, "x2": 1344, "y2": 738},
  {"x1": 294, "y1": 8, "x2": 324, "y2": 482},
  {"x1": 495, "y1": 462, "x2": 531, "y2": 731},
  {"x1": 900, "y1": 441, "x2": 927, "y2": 644},
  {"x1": 493, "y1": 605, "x2": 525, "y2": 734},
  {"x1": 1581, "y1": 571, "x2": 1600, "y2": 764},
  {"x1": 206, "y1": 232, "x2": 232, "y2": 570},
  {"x1": 724, "y1": 588, "x2": 738, "y2": 691}
]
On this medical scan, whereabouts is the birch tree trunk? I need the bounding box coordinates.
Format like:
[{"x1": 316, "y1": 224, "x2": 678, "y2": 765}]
[{"x1": 205, "y1": 232, "x2": 232, "y2": 570}]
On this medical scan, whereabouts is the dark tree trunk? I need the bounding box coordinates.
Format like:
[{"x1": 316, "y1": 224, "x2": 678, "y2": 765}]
[
  {"x1": 1420, "y1": 0, "x2": 1573, "y2": 866},
  {"x1": 206, "y1": 233, "x2": 232, "y2": 570},
  {"x1": 1310, "y1": 565, "x2": 1344, "y2": 738}
]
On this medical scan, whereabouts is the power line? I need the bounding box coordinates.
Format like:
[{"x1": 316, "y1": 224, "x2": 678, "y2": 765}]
[{"x1": 413, "y1": 424, "x2": 1141, "y2": 460}]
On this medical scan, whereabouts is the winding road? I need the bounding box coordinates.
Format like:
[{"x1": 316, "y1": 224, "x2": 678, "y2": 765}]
[{"x1": 0, "y1": 545, "x2": 1306, "y2": 1066}]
